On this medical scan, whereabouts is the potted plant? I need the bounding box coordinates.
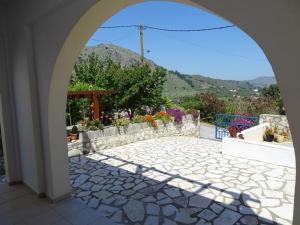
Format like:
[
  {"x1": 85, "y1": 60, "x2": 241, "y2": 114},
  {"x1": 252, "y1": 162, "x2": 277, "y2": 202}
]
[
  {"x1": 69, "y1": 125, "x2": 78, "y2": 141},
  {"x1": 228, "y1": 126, "x2": 238, "y2": 138},
  {"x1": 264, "y1": 127, "x2": 274, "y2": 142},
  {"x1": 275, "y1": 133, "x2": 285, "y2": 143}
]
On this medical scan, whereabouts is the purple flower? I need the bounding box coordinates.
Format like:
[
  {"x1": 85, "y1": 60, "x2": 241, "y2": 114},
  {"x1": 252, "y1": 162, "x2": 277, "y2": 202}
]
[{"x1": 167, "y1": 108, "x2": 185, "y2": 124}]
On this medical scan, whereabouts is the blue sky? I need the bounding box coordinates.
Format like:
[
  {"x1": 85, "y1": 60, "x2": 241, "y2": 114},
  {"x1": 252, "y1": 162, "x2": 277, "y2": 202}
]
[{"x1": 86, "y1": 1, "x2": 274, "y2": 80}]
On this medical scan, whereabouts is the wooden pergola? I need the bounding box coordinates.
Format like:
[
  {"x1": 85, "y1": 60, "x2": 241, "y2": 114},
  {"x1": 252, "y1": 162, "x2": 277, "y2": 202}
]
[{"x1": 67, "y1": 90, "x2": 116, "y2": 119}]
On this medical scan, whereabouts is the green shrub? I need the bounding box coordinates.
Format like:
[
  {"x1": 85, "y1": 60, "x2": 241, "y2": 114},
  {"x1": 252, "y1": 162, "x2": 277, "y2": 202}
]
[
  {"x1": 112, "y1": 117, "x2": 130, "y2": 127},
  {"x1": 71, "y1": 125, "x2": 78, "y2": 134},
  {"x1": 154, "y1": 111, "x2": 172, "y2": 124},
  {"x1": 88, "y1": 126, "x2": 98, "y2": 131},
  {"x1": 132, "y1": 115, "x2": 144, "y2": 123}
]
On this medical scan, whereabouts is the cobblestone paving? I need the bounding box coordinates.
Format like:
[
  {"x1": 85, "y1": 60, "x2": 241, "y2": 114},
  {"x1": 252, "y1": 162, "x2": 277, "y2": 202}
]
[{"x1": 69, "y1": 137, "x2": 295, "y2": 225}]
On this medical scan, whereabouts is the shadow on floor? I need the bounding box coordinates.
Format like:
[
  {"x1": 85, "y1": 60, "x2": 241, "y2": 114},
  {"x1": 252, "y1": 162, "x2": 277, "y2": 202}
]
[{"x1": 70, "y1": 152, "x2": 283, "y2": 225}]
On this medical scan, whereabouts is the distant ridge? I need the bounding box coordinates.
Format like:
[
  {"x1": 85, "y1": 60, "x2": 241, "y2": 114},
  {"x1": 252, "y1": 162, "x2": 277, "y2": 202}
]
[
  {"x1": 246, "y1": 76, "x2": 276, "y2": 88},
  {"x1": 80, "y1": 44, "x2": 276, "y2": 98}
]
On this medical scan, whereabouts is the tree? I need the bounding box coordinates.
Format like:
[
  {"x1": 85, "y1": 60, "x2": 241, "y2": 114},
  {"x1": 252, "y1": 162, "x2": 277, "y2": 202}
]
[
  {"x1": 261, "y1": 84, "x2": 285, "y2": 114},
  {"x1": 70, "y1": 53, "x2": 167, "y2": 120},
  {"x1": 198, "y1": 92, "x2": 226, "y2": 123},
  {"x1": 177, "y1": 95, "x2": 201, "y2": 110}
]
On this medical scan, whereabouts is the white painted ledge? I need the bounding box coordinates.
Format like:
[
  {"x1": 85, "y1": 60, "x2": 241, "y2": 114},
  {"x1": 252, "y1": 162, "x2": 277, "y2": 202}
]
[{"x1": 222, "y1": 137, "x2": 295, "y2": 168}]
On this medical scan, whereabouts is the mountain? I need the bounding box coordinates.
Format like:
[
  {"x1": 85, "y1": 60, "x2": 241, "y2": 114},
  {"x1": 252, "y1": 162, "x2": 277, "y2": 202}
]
[
  {"x1": 80, "y1": 44, "x2": 156, "y2": 68},
  {"x1": 164, "y1": 72, "x2": 259, "y2": 98},
  {"x1": 80, "y1": 44, "x2": 275, "y2": 98},
  {"x1": 247, "y1": 76, "x2": 276, "y2": 88}
]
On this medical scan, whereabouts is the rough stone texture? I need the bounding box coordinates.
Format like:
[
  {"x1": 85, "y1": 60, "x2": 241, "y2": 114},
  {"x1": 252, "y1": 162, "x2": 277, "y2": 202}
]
[
  {"x1": 69, "y1": 136, "x2": 295, "y2": 225},
  {"x1": 68, "y1": 115, "x2": 200, "y2": 154},
  {"x1": 259, "y1": 114, "x2": 291, "y2": 139},
  {"x1": 123, "y1": 199, "x2": 145, "y2": 222},
  {"x1": 214, "y1": 209, "x2": 241, "y2": 225}
]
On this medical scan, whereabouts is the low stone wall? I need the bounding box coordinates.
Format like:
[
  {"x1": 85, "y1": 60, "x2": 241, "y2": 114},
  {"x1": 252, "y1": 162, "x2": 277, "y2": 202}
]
[
  {"x1": 259, "y1": 114, "x2": 291, "y2": 139},
  {"x1": 68, "y1": 114, "x2": 200, "y2": 156}
]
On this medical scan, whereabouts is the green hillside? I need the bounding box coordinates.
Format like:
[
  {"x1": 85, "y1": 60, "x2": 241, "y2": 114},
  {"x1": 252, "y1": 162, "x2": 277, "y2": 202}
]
[{"x1": 80, "y1": 44, "x2": 275, "y2": 99}]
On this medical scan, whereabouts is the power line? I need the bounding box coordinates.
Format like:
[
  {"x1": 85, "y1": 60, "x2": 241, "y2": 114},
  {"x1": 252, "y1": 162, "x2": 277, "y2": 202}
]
[
  {"x1": 98, "y1": 24, "x2": 235, "y2": 32},
  {"x1": 144, "y1": 25, "x2": 235, "y2": 32},
  {"x1": 153, "y1": 31, "x2": 265, "y2": 62}
]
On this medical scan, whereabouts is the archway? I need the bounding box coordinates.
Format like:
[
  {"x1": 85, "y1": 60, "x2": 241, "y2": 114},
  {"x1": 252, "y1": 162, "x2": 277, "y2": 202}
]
[{"x1": 47, "y1": 0, "x2": 300, "y2": 223}]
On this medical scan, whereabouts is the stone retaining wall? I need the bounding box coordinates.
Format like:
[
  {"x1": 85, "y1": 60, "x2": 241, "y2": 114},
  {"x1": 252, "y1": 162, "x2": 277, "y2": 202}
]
[
  {"x1": 68, "y1": 114, "x2": 200, "y2": 157},
  {"x1": 259, "y1": 114, "x2": 291, "y2": 139}
]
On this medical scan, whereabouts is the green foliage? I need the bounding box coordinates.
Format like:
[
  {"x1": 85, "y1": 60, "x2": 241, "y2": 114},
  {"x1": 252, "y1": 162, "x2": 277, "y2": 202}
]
[
  {"x1": 262, "y1": 84, "x2": 285, "y2": 115},
  {"x1": 162, "y1": 97, "x2": 175, "y2": 109},
  {"x1": 177, "y1": 95, "x2": 201, "y2": 110},
  {"x1": 225, "y1": 96, "x2": 278, "y2": 116},
  {"x1": 132, "y1": 115, "x2": 144, "y2": 123},
  {"x1": 198, "y1": 92, "x2": 226, "y2": 123},
  {"x1": 88, "y1": 126, "x2": 98, "y2": 131},
  {"x1": 66, "y1": 98, "x2": 90, "y2": 126},
  {"x1": 265, "y1": 127, "x2": 275, "y2": 136},
  {"x1": 154, "y1": 112, "x2": 172, "y2": 124},
  {"x1": 112, "y1": 117, "x2": 130, "y2": 127},
  {"x1": 71, "y1": 125, "x2": 78, "y2": 134},
  {"x1": 68, "y1": 82, "x2": 101, "y2": 91},
  {"x1": 69, "y1": 53, "x2": 167, "y2": 122},
  {"x1": 84, "y1": 118, "x2": 104, "y2": 130}
]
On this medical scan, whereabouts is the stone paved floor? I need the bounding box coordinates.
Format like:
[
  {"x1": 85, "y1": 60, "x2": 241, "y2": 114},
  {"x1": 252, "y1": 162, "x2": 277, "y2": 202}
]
[{"x1": 69, "y1": 137, "x2": 295, "y2": 225}]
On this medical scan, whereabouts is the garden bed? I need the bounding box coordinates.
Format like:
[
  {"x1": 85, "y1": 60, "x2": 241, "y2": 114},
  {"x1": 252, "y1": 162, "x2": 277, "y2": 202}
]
[{"x1": 68, "y1": 114, "x2": 200, "y2": 157}]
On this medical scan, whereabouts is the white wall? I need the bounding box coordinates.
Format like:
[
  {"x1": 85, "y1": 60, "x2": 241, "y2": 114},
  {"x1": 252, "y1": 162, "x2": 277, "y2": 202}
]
[
  {"x1": 239, "y1": 123, "x2": 269, "y2": 142},
  {"x1": 0, "y1": 5, "x2": 21, "y2": 184},
  {"x1": 222, "y1": 137, "x2": 295, "y2": 168}
]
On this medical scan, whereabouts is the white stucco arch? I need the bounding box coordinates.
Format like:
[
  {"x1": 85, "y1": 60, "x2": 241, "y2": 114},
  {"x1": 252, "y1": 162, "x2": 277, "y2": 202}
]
[{"x1": 44, "y1": 0, "x2": 300, "y2": 221}]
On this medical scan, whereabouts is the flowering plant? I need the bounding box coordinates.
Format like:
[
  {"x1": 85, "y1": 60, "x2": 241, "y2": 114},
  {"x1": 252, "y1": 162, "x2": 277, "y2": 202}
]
[
  {"x1": 143, "y1": 115, "x2": 158, "y2": 129},
  {"x1": 154, "y1": 111, "x2": 172, "y2": 124},
  {"x1": 167, "y1": 108, "x2": 185, "y2": 124},
  {"x1": 227, "y1": 118, "x2": 255, "y2": 137},
  {"x1": 112, "y1": 117, "x2": 130, "y2": 127}
]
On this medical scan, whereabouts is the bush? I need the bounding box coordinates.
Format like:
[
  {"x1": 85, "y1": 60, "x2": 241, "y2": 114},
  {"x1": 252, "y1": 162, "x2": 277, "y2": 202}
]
[
  {"x1": 83, "y1": 118, "x2": 104, "y2": 130},
  {"x1": 225, "y1": 96, "x2": 278, "y2": 116},
  {"x1": 167, "y1": 108, "x2": 185, "y2": 124},
  {"x1": 154, "y1": 111, "x2": 172, "y2": 124},
  {"x1": 88, "y1": 126, "x2": 98, "y2": 131},
  {"x1": 198, "y1": 92, "x2": 226, "y2": 123},
  {"x1": 143, "y1": 115, "x2": 158, "y2": 129},
  {"x1": 132, "y1": 115, "x2": 144, "y2": 123},
  {"x1": 71, "y1": 125, "x2": 78, "y2": 134},
  {"x1": 186, "y1": 109, "x2": 200, "y2": 120},
  {"x1": 162, "y1": 97, "x2": 175, "y2": 109},
  {"x1": 112, "y1": 117, "x2": 130, "y2": 127},
  {"x1": 177, "y1": 95, "x2": 201, "y2": 110}
]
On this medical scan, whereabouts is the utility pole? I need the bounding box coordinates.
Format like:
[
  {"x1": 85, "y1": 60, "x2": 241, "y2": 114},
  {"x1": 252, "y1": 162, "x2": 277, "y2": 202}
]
[{"x1": 139, "y1": 24, "x2": 145, "y2": 64}]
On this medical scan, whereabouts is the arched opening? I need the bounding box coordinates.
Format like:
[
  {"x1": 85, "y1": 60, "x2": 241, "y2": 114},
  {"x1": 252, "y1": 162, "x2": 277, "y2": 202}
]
[{"x1": 47, "y1": 0, "x2": 298, "y2": 224}]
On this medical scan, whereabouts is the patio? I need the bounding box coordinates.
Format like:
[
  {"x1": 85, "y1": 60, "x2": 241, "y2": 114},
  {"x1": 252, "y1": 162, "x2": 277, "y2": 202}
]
[{"x1": 70, "y1": 136, "x2": 295, "y2": 225}]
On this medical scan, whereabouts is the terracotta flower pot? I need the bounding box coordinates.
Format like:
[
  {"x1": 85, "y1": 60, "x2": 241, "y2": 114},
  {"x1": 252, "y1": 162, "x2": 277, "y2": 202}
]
[
  {"x1": 69, "y1": 133, "x2": 78, "y2": 141},
  {"x1": 66, "y1": 136, "x2": 71, "y2": 142}
]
